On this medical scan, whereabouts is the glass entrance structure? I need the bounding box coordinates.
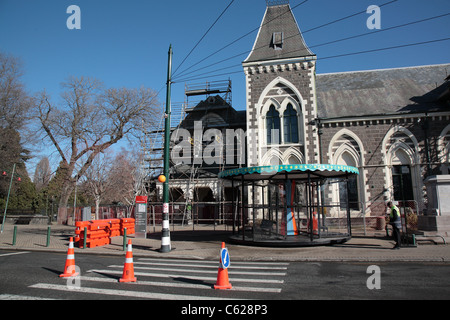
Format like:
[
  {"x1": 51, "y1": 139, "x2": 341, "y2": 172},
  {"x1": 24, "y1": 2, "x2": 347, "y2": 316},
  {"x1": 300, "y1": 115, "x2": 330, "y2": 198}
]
[{"x1": 219, "y1": 164, "x2": 359, "y2": 247}]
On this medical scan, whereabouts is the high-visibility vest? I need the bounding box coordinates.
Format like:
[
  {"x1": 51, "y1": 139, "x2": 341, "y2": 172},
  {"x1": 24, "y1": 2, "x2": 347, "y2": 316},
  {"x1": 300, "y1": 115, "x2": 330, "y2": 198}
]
[{"x1": 390, "y1": 205, "x2": 401, "y2": 227}]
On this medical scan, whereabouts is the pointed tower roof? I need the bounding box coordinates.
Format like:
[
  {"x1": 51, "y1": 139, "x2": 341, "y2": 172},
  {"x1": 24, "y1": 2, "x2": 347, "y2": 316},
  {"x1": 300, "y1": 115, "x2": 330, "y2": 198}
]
[{"x1": 243, "y1": 2, "x2": 315, "y2": 66}]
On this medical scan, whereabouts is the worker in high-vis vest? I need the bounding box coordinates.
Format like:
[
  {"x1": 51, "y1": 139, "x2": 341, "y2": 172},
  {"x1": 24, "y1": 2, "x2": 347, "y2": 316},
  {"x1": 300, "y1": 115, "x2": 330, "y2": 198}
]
[{"x1": 387, "y1": 201, "x2": 401, "y2": 249}]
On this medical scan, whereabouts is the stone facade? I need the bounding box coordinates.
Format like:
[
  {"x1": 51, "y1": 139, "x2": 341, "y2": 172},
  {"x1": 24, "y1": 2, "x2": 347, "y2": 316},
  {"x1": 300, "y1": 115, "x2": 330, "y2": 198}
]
[
  {"x1": 318, "y1": 115, "x2": 450, "y2": 216},
  {"x1": 243, "y1": 61, "x2": 318, "y2": 166},
  {"x1": 167, "y1": 2, "x2": 450, "y2": 223},
  {"x1": 240, "y1": 2, "x2": 450, "y2": 218}
]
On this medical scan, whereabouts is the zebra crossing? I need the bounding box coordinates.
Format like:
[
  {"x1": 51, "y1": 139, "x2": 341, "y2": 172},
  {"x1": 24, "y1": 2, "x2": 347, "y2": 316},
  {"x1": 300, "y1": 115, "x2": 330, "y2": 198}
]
[{"x1": 26, "y1": 257, "x2": 289, "y2": 300}]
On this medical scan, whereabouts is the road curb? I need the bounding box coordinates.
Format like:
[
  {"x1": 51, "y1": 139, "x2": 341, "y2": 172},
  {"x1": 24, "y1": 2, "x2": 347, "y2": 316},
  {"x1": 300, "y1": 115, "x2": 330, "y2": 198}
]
[{"x1": 1, "y1": 244, "x2": 449, "y2": 263}]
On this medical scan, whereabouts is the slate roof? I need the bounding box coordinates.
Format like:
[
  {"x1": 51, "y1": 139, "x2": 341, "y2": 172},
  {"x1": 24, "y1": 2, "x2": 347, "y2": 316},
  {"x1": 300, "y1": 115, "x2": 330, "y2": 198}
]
[
  {"x1": 316, "y1": 63, "x2": 450, "y2": 119},
  {"x1": 180, "y1": 95, "x2": 246, "y2": 130},
  {"x1": 243, "y1": 3, "x2": 315, "y2": 64}
]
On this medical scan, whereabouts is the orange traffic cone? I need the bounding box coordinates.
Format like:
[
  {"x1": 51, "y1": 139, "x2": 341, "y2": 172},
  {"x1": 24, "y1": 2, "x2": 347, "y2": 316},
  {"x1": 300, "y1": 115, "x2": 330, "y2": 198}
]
[
  {"x1": 214, "y1": 242, "x2": 232, "y2": 290},
  {"x1": 119, "y1": 239, "x2": 137, "y2": 283},
  {"x1": 60, "y1": 237, "x2": 79, "y2": 278}
]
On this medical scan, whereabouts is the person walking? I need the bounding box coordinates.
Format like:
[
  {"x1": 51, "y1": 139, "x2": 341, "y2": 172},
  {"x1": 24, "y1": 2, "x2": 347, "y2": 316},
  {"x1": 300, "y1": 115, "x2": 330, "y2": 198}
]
[{"x1": 387, "y1": 201, "x2": 402, "y2": 249}]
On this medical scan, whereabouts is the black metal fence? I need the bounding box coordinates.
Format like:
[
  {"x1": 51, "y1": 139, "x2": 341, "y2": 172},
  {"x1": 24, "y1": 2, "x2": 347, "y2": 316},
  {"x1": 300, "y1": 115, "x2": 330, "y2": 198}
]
[
  {"x1": 64, "y1": 199, "x2": 420, "y2": 239},
  {"x1": 147, "y1": 202, "x2": 234, "y2": 232}
]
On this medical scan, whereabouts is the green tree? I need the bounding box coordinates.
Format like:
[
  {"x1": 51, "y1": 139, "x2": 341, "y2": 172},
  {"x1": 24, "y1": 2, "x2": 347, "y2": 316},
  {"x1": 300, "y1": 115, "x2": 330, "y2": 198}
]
[
  {"x1": 0, "y1": 128, "x2": 35, "y2": 212},
  {"x1": 0, "y1": 52, "x2": 34, "y2": 213}
]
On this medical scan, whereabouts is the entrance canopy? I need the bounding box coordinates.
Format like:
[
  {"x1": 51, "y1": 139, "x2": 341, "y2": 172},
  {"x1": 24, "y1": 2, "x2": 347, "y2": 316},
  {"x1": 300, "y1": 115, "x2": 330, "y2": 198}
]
[
  {"x1": 219, "y1": 164, "x2": 359, "y2": 247},
  {"x1": 219, "y1": 164, "x2": 359, "y2": 181}
]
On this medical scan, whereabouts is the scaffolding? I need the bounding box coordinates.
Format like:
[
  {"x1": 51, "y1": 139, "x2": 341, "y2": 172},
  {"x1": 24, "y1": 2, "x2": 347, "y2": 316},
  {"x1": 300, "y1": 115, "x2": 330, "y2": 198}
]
[
  {"x1": 142, "y1": 79, "x2": 239, "y2": 225},
  {"x1": 184, "y1": 80, "x2": 232, "y2": 109}
]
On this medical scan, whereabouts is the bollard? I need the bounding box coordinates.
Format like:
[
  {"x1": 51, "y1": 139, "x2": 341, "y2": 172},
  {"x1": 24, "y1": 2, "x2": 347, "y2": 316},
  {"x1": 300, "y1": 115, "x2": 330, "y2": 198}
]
[
  {"x1": 83, "y1": 227, "x2": 87, "y2": 249},
  {"x1": 12, "y1": 226, "x2": 17, "y2": 246},
  {"x1": 123, "y1": 227, "x2": 127, "y2": 251},
  {"x1": 46, "y1": 226, "x2": 51, "y2": 247}
]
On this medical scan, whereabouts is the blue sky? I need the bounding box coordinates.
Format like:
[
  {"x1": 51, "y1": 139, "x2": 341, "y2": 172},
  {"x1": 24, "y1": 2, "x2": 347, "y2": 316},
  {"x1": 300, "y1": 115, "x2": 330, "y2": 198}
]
[
  {"x1": 1, "y1": 0, "x2": 449, "y2": 172},
  {"x1": 1, "y1": 0, "x2": 449, "y2": 110}
]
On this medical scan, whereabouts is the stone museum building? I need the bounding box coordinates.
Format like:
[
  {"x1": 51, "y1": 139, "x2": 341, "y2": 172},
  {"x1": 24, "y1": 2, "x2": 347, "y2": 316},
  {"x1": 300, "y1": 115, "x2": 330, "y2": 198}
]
[{"x1": 155, "y1": 1, "x2": 449, "y2": 229}]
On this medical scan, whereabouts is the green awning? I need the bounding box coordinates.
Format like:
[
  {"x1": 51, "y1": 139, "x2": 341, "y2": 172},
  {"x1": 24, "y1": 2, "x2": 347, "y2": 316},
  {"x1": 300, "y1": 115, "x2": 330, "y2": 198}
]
[{"x1": 219, "y1": 164, "x2": 359, "y2": 181}]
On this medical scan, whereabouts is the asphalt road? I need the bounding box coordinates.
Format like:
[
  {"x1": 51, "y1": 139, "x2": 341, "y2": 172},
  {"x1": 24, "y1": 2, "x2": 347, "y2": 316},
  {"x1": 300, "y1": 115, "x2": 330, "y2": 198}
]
[
  {"x1": 1, "y1": 250, "x2": 449, "y2": 302},
  {"x1": 282, "y1": 260, "x2": 450, "y2": 300}
]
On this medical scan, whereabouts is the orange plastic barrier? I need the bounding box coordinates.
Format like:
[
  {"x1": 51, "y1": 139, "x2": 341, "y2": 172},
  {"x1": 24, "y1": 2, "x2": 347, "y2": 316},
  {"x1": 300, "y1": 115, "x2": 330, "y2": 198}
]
[
  {"x1": 74, "y1": 221, "x2": 90, "y2": 244},
  {"x1": 120, "y1": 218, "x2": 135, "y2": 236},
  {"x1": 75, "y1": 218, "x2": 135, "y2": 248},
  {"x1": 88, "y1": 220, "x2": 111, "y2": 248},
  {"x1": 109, "y1": 219, "x2": 121, "y2": 237}
]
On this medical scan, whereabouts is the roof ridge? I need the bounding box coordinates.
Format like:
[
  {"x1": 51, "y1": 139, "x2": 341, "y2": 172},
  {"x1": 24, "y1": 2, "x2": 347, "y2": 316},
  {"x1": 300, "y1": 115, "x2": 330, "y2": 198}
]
[
  {"x1": 317, "y1": 63, "x2": 450, "y2": 76},
  {"x1": 243, "y1": 2, "x2": 314, "y2": 64}
]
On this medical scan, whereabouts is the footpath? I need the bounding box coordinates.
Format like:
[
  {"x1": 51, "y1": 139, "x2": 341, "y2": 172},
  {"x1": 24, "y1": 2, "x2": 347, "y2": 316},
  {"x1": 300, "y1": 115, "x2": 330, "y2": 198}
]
[{"x1": 0, "y1": 223, "x2": 449, "y2": 262}]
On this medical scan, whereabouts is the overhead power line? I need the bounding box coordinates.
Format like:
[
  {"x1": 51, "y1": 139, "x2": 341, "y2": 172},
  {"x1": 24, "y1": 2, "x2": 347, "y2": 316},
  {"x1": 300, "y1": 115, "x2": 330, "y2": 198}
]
[
  {"x1": 174, "y1": 64, "x2": 242, "y2": 83},
  {"x1": 171, "y1": 0, "x2": 235, "y2": 78},
  {"x1": 173, "y1": 0, "x2": 310, "y2": 80},
  {"x1": 174, "y1": 70, "x2": 243, "y2": 84},
  {"x1": 173, "y1": 0, "x2": 399, "y2": 80},
  {"x1": 173, "y1": 37, "x2": 450, "y2": 83},
  {"x1": 309, "y1": 12, "x2": 450, "y2": 49},
  {"x1": 302, "y1": 0, "x2": 398, "y2": 34},
  {"x1": 319, "y1": 37, "x2": 450, "y2": 61},
  {"x1": 173, "y1": 12, "x2": 450, "y2": 82}
]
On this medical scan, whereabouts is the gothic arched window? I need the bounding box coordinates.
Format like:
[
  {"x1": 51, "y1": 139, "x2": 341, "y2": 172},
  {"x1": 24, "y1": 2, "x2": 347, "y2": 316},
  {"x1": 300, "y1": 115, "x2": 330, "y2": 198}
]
[
  {"x1": 283, "y1": 103, "x2": 299, "y2": 143},
  {"x1": 266, "y1": 105, "x2": 280, "y2": 145}
]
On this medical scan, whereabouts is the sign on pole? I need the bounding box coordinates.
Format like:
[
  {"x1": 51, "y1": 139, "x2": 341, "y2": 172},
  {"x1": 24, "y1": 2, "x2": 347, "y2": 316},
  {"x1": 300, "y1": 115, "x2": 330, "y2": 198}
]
[{"x1": 135, "y1": 196, "x2": 148, "y2": 239}]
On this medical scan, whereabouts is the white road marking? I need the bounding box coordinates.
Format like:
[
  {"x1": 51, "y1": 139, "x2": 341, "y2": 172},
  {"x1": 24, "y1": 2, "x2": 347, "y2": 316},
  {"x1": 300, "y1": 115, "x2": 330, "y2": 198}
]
[
  {"x1": 108, "y1": 264, "x2": 286, "y2": 276},
  {"x1": 0, "y1": 294, "x2": 56, "y2": 300},
  {"x1": 137, "y1": 257, "x2": 290, "y2": 266},
  {"x1": 29, "y1": 283, "x2": 240, "y2": 300},
  {"x1": 87, "y1": 269, "x2": 285, "y2": 284},
  {"x1": 134, "y1": 261, "x2": 288, "y2": 270},
  {"x1": 0, "y1": 251, "x2": 30, "y2": 257},
  {"x1": 79, "y1": 276, "x2": 282, "y2": 293}
]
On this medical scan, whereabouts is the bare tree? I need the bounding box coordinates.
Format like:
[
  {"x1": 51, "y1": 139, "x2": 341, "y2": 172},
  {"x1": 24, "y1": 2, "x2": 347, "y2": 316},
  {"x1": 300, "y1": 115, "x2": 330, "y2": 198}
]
[
  {"x1": 103, "y1": 148, "x2": 147, "y2": 217},
  {"x1": 0, "y1": 52, "x2": 32, "y2": 130},
  {"x1": 83, "y1": 151, "x2": 113, "y2": 220},
  {"x1": 35, "y1": 76, "x2": 160, "y2": 224},
  {"x1": 33, "y1": 157, "x2": 52, "y2": 191}
]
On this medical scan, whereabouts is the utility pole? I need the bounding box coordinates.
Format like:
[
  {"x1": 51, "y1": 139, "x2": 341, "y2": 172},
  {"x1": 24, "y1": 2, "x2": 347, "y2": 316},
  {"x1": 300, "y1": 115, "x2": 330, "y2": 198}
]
[
  {"x1": 1, "y1": 163, "x2": 16, "y2": 233},
  {"x1": 160, "y1": 45, "x2": 173, "y2": 253}
]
